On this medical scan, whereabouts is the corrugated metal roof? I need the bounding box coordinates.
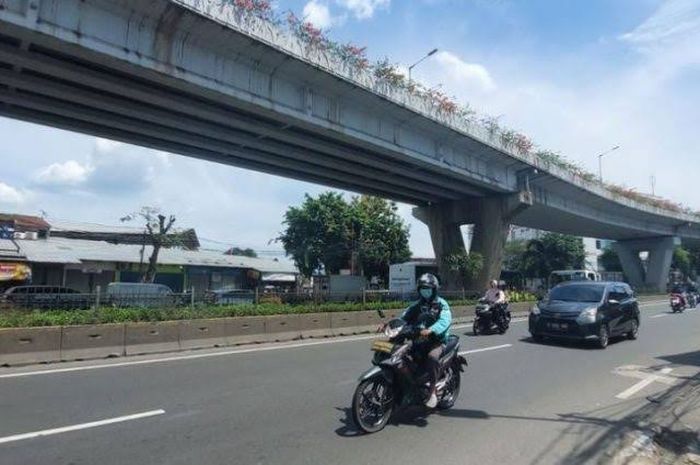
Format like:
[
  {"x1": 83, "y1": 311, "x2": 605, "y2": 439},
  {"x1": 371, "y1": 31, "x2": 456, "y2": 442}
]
[
  {"x1": 16, "y1": 238, "x2": 297, "y2": 273},
  {"x1": 49, "y1": 220, "x2": 146, "y2": 234},
  {"x1": 0, "y1": 239, "x2": 24, "y2": 259}
]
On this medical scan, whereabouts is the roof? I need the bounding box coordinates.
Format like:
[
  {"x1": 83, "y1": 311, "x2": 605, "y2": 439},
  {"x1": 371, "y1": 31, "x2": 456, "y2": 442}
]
[
  {"x1": 16, "y1": 237, "x2": 297, "y2": 273},
  {"x1": 0, "y1": 239, "x2": 23, "y2": 259},
  {"x1": 49, "y1": 220, "x2": 200, "y2": 250},
  {"x1": 0, "y1": 213, "x2": 50, "y2": 231}
]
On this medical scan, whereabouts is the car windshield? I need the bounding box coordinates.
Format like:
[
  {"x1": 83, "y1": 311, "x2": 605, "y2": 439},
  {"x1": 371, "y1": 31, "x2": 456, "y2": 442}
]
[{"x1": 548, "y1": 284, "x2": 604, "y2": 303}]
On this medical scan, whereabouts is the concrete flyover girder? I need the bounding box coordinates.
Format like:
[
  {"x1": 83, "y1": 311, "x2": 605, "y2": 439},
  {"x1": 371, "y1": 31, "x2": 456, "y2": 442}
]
[
  {"x1": 0, "y1": 41, "x2": 487, "y2": 199},
  {"x1": 612, "y1": 236, "x2": 680, "y2": 292},
  {"x1": 413, "y1": 191, "x2": 533, "y2": 291},
  {"x1": 0, "y1": 69, "x2": 464, "y2": 202}
]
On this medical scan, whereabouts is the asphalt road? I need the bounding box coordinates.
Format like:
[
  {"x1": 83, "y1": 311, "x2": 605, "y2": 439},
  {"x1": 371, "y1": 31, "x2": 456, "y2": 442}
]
[{"x1": 0, "y1": 301, "x2": 698, "y2": 465}]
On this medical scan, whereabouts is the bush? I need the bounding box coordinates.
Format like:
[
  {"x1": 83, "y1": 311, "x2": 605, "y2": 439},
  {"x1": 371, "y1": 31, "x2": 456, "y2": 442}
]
[{"x1": 0, "y1": 293, "x2": 538, "y2": 328}]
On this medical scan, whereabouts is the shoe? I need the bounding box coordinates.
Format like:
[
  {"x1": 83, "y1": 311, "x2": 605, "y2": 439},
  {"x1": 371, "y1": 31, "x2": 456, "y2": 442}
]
[{"x1": 425, "y1": 392, "x2": 438, "y2": 408}]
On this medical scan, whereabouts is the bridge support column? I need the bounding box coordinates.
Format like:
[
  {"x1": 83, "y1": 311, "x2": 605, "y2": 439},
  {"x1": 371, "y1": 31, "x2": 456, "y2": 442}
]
[
  {"x1": 612, "y1": 237, "x2": 679, "y2": 292},
  {"x1": 413, "y1": 192, "x2": 532, "y2": 291}
]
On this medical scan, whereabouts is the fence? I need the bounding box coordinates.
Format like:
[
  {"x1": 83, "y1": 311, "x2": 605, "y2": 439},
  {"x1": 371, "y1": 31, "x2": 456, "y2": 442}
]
[{"x1": 0, "y1": 287, "x2": 492, "y2": 313}]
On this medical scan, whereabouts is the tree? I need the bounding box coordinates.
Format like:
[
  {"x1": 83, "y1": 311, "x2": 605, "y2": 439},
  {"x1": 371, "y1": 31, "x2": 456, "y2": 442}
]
[
  {"x1": 672, "y1": 246, "x2": 692, "y2": 277},
  {"x1": 278, "y1": 192, "x2": 354, "y2": 277},
  {"x1": 225, "y1": 247, "x2": 258, "y2": 258},
  {"x1": 351, "y1": 195, "x2": 411, "y2": 281},
  {"x1": 444, "y1": 251, "x2": 484, "y2": 289},
  {"x1": 521, "y1": 233, "x2": 586, "y2": 279},
  {"x1": 120, "y1": 207, "x2": 185, "y2": 283},
  {"x1": 278, "y1": 192, "x2": 411, "y2": 279},
  {"x1": 600, "y1": 247, "x2": 623, "y2": 272},
  {"x1": 503, "y1": 240, "x2": 527, "y2": 272}
]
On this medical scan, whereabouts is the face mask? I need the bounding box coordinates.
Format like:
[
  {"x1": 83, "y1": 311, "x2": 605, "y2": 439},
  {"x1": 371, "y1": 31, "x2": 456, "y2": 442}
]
[{"x1": 419, "y1": 288, "x2": 433, "y2": 300}]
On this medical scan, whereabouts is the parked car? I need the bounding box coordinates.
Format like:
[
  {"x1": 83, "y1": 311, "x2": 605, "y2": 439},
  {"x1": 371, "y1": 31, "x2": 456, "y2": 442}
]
[
  {"x1": 1, "y1": 285, "x2": 90, "y2": 310},
  {"x1": 204, "y1": 287, "x2": 255, "y2": 305},
  {"x1": 105, "y1": 282, "x2": 176, "y2": 308},
  {"x1": 529, "y1": 281, "x2": 640, "y2": 349}
]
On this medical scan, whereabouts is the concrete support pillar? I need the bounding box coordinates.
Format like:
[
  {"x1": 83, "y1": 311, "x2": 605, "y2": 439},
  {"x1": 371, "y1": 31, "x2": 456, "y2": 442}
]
[
  {"x1": 413, "y1": 191, "x2": 532, "y2": 291},
  {"x1": 413, "y1": 203, "x2": 466, "y2": 291},
  {"x1": 612, "y1": 236, "x2": 679, "y2": 292}
]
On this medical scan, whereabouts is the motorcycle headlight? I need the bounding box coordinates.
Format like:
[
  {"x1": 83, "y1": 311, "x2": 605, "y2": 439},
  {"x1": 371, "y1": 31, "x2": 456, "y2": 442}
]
[
  {"x1": 531, "y1": 304, "x2": 541, "y2": 316},
  {"x1": 576, "y1": 308, "x2": 598, "y2": 324},
  {"x1": 384, "y1": 325, "x2": 401, "y2": 338}
]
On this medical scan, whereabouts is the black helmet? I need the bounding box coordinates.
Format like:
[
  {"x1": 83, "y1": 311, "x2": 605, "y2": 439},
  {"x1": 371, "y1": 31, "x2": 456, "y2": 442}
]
[{"x1": 417, "y1": 273, "x2": 440, "y2": 301}]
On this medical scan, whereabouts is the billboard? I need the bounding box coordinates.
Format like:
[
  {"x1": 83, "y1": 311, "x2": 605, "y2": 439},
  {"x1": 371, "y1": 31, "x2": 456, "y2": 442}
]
[{"x1": 0, "y1": 262, "x2": 32, "y2": 282}]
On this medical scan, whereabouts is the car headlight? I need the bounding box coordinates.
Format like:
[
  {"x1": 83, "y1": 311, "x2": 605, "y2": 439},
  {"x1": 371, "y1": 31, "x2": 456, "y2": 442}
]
[
  {"x1": 531, "y1": 304, "x2": 541, "y2": 316},
  {"x1": 576, "y1": 308, "x2": 598, "y2": 324}
]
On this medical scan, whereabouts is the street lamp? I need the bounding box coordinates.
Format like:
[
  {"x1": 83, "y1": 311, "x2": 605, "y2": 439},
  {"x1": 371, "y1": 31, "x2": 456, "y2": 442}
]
[
  {"x1": 597, "y1": 145, "x2": 620, "y2": 182},
  {"x1": 408, "y1": 48, "x2": 438, "y2": 83}
]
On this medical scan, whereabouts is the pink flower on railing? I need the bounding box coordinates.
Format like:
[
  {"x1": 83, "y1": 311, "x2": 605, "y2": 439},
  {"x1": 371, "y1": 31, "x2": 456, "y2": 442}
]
[{"x1": 514, "y1": 133, "x2": 533, "y2": 155}]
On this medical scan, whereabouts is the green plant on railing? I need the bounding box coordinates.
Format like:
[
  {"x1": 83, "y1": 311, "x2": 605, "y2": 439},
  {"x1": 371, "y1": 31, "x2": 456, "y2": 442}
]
[{"x1": 500, "y1": 129, "x2": 517, "y2": 149}]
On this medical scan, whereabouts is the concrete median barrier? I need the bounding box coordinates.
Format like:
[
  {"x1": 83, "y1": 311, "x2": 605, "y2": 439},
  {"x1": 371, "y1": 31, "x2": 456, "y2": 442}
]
[
  {"x1": 179, "y1": 319, "x2": 227, "y2": 350},
  {"x1": 0, "y1": 326, "x2": 62, "y2": 366},
  {"x1": 125, "y1": 322, "x2": 180, "y2": 355},
  {"x1": 264, "y1": 315, "x2": 301, "y2": 342},
  {"x1": 60, "y1": 324, "x2": 125, "y2": 361},
  {"x1": 224, "y1": 316, "x2": 266, "y2": 345},
  {"x1": 299, "y1": 313, "x2": 332, "y2": 339},
  {"x1": 330, "y1": 312, "x2": 360, "y2": 336}
]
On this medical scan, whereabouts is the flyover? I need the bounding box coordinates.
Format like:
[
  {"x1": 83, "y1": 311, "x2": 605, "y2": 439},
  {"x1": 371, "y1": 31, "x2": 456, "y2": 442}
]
[{"x1": 0, "y1": 0, "x2": 698, "y2": 291}]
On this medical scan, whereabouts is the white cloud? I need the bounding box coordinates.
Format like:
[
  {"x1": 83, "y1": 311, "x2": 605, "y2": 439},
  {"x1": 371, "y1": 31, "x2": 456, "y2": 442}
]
[
  {"x1": 336, "y1": 0, "x2": 390, "y2": 19},
  {"x1": 303, "y1": 0, "x2": 337, "y2": 28},
  {"x1": 433, "y1": 51, "x2": 496, "y2": 92},
  {"x1": 34, "y1": 160, "x2": 91, "y2": 186},
  {"x1": 95, "y1": 137, "x2": 124, "y2": 153},
  {"x1": 620, "y1": 0, "x2": 700, "y2": 80},
  {"x1": 0, "y1": 182, "x2": 25, "y2": 205}
]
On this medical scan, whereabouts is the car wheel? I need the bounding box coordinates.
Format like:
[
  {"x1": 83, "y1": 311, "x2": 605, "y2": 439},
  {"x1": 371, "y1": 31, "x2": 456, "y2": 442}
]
[
  {"x1": 627, "y1": 319, "x2": 639, "y2": 340},
  {"x1": 596, "y1": 325, "x2": 609, "y2": 349}
]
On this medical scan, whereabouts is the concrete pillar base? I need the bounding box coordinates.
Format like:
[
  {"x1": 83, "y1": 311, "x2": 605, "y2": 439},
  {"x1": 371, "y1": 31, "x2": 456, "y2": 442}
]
[
  {"x1": 413, "y1": 191, "x2": 532, "y2": 291},
  {"x1": 612, "y1": 236, "x2": 679, "y2": 292}
]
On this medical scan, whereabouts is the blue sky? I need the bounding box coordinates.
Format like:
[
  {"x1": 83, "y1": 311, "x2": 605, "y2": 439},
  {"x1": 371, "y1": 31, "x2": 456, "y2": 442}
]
[{"x1": 1, "y1": 0, "x2": 699, "y2": 258}]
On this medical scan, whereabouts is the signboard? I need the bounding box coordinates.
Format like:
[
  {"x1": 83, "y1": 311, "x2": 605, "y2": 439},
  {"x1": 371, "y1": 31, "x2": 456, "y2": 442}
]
[{"x1": 0, "y1": 263, "x2": 31, "y2": 282}]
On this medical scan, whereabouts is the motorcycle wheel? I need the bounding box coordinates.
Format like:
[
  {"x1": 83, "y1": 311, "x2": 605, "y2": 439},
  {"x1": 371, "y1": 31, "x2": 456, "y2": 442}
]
[
  {"x1": 497, "y1": 316, "x2": 509, "y2": 334},
  {"x1": 352, "y1": 376, "x2": 394, "y2": 434},
  {"x1": 437, "y1": 363, "x2": 461, "y2": 410},
  {"x1": 472, "y1": 319, "x2": 480, "y2": 336}
]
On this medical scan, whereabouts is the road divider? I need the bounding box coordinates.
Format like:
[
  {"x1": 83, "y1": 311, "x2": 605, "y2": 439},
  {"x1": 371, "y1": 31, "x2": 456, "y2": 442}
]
[{"x1": 0, "y1": 298, "x2": 666, "y2": 367}]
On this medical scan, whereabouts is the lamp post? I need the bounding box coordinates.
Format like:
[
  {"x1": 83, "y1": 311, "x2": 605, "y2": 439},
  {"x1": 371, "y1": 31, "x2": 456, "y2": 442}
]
[
  {"x1": 408, "y1": 48, "x2": 438, "y2": 83},
  {"x1": 597, "y1": 145, "x2": 620, "y2": 182}
]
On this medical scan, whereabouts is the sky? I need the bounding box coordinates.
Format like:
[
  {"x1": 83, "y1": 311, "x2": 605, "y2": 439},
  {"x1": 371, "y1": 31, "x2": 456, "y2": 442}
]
[{"x1": 1, "y1": 0, "x2": 699, "y2": 259}]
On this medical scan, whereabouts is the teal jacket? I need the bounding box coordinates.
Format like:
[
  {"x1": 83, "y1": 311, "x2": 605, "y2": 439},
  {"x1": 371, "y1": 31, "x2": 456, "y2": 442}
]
[{"x1": 400, "y1": 297, "x2": 452, "y2": 343}]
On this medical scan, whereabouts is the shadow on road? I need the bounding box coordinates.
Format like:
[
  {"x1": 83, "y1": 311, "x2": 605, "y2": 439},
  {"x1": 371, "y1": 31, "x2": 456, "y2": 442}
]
[{"x1": 518, "y1": 335, "x2": 631, "y2": 351}]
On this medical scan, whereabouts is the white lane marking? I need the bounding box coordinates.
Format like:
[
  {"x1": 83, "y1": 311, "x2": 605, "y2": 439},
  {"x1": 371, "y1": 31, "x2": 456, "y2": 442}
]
[
  {"x1": 613, "y1": 365, "x2": 675, "y2": 385},
  {"x1": 0, "y1": 409, "x2": 165, "y2": 445},
  {"x1": 650, "y1": 313, "x2": 669, "y2": 319},
  {"x1": 615, "y1": 368, "x2": 673, "y2": 400},
  {"x1": 459, "y1": 344, "x2": 512, "y2": 355}
]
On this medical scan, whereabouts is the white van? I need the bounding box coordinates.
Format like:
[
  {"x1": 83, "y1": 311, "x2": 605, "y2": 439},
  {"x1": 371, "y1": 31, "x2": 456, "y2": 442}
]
[{"x1": 548, "y1": 270, "x2": 600, "y2": 289}]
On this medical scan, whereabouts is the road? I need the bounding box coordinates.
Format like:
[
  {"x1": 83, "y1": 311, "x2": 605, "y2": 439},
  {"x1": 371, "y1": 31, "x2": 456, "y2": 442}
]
[{"x1": 0, "y1": 301, "x2": 698, "y2": 465}]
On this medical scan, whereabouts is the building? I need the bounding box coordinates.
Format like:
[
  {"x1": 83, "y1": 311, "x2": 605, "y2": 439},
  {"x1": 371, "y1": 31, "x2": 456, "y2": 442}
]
[{"x1": 0, "y1": 214, "x2": 298, "y2": 293}]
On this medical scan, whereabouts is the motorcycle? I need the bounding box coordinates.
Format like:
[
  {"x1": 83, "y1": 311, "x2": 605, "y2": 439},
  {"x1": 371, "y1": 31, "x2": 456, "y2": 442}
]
[
  {"x1": 351, "y1": 310, "x2": 467, "y2": 434},
  {"x1": 473, "y1": 299, "x2": 511, "y2": 335},
  {"x1": 670, "y1": 293, "x2": 686, "y2": 313}
]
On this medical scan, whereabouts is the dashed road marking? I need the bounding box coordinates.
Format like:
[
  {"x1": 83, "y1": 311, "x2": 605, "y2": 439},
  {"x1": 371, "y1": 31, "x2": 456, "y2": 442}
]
[{"x1": 0, "y1": 409, "x2": 165, "y2": 445}]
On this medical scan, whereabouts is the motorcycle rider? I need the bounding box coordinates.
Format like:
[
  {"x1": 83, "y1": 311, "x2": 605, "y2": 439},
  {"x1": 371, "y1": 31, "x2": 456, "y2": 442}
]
[
  {"x1": 483, "y1": 279, "x2": 507, "y2": 324},
  {"x1": 398, "y1": 273, "x2": 452, "y2": 409},
  {"x1": 484, "y1": 279, "x2": 506, "y2": 305}
]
